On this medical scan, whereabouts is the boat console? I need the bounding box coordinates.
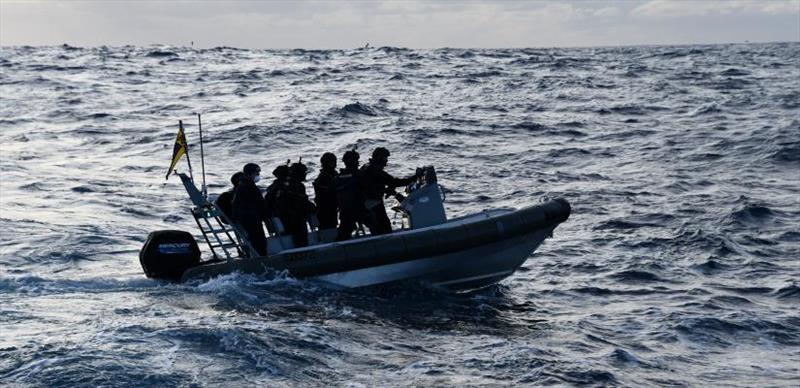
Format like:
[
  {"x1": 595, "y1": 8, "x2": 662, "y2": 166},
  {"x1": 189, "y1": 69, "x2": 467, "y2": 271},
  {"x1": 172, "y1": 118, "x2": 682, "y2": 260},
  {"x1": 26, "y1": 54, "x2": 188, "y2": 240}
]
[{"x1": 396, "y1": 166, "x2": 448, "y2": 229}]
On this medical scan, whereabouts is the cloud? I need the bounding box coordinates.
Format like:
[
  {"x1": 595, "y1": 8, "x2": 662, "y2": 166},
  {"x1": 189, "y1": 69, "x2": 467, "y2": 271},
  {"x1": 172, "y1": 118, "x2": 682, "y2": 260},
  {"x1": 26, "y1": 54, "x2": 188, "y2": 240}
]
[
  {"x1": 594, "y1": 6, "x2": 621, "y2": 18},
  {"x1": 632, "y1": 0, "x2": 800, "y2": 18},
  {"x1": 1, "y1": 0, "x2": 798, "y2": 48}
]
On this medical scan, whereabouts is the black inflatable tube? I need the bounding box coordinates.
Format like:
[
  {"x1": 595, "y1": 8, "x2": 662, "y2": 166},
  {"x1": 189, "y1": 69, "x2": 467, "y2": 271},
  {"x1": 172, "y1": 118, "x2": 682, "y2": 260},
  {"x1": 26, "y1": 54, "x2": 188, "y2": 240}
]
[{"x1": 234, "y1": 198, "x2": 571, "y2": 279}]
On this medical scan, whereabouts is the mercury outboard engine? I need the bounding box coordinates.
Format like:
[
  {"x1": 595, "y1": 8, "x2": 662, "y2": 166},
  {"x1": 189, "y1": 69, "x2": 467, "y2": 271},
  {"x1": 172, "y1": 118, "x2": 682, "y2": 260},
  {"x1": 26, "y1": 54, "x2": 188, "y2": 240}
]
[{"x1": 139, "y1": 230, "x2": 200, "y2": 281}]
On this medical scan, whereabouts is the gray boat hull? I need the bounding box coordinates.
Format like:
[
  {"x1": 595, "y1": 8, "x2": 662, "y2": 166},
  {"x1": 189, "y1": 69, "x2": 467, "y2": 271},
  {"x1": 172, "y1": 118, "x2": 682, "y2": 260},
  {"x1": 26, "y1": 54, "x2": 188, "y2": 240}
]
[
  {"x1": 180, "y1": 198, "x2": 570, "y2": 292},
  {"x1": 313, "y1": 228, "x2": 551, "y2": 291}
]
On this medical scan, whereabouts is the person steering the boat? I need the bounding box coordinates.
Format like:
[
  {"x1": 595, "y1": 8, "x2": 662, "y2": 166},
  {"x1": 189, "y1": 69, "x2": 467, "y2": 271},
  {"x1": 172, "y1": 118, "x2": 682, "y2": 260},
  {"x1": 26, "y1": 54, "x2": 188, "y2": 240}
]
[
  {"x1": 358, "y1": 147, "x2": 420, "y2": 235},
  {"x1": 231, "y1": 163, "x2": 269, "y2": 256},
  {"x1": 312, "y1": 152, "x2": 339, "y2": 230},
  {"x1": 275, "y1": 162, "x2": 317, "y2": 248}
]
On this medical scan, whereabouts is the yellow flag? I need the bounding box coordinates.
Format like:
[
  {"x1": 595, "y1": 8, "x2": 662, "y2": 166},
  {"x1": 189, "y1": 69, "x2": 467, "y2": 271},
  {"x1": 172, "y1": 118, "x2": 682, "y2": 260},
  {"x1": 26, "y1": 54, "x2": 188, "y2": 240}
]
[{"x1": 165, "y1": 121, "x2": 189, "y2": 180}]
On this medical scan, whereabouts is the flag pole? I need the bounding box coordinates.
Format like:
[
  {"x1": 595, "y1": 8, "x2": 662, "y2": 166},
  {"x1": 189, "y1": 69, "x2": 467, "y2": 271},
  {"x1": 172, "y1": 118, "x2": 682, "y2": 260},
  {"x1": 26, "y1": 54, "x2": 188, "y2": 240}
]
[
  {"x1": 180, "y1": 120, "x2": 195, "y2": 181},
  {"x1": 197, "y1": 114, "x2": 207, "y2": 199}
]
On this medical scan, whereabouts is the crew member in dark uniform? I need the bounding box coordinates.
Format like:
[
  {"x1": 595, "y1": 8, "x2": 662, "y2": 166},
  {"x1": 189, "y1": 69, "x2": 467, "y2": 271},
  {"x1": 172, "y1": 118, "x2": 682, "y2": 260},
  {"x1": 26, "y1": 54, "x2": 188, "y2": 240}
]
[
  {"x1": 276, "y1": 162, "x2": 316, "y2": 248},
  {"x1": 263, "y1": 164, "x2": 289, "y2": 233},
  {"x1": 231, "y1": 163, "x2": 268, "y2": 256},
  {"x1": 335, "y1": 150, "x2": 364, "y2": 241},
  {"x1": 312, "y1": 152, "x2": 338, "y2": 230},
  {"x1": 215, "y1": 171, "x2": 245, "y2": 224},
  {"x1": 358, "y1": 147, "x2": 419, "y2": 235}
]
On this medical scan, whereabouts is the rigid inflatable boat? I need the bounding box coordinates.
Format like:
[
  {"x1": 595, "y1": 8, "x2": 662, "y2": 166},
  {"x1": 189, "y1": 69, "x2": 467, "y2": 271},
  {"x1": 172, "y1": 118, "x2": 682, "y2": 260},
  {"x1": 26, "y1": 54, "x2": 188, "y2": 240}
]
[{"x1": 140, "y1": 166, "x2": 570, "y2": 292}]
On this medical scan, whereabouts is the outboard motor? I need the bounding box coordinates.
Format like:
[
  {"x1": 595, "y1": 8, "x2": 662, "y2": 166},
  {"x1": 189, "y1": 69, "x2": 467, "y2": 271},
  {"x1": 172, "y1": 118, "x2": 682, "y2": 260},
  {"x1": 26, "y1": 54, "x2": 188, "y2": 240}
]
[{"x1": 139, "y1": 230, "x2": 201, "y2": 281}]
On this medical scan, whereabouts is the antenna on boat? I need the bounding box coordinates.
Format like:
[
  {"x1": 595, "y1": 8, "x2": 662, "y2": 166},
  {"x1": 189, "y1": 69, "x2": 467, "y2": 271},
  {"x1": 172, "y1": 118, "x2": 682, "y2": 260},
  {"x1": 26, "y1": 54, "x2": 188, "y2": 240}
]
[{"x1": 197, "y1": 113, "x2": 207, "y2": 199}]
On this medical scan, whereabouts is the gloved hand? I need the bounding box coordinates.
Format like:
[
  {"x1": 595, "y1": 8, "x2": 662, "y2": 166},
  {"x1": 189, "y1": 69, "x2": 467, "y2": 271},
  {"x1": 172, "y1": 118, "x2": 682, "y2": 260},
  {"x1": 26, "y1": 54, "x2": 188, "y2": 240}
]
[{"x1": 385, "y1": 190, "x2": 405, "y2": 202}]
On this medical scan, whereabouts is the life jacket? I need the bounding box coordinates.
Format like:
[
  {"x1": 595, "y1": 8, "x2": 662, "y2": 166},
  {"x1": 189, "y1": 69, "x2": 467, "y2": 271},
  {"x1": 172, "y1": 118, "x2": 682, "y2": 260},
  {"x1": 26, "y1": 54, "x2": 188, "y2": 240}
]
[{"x1": 335, "y1": 167, "x2": 363, "y2": 211}]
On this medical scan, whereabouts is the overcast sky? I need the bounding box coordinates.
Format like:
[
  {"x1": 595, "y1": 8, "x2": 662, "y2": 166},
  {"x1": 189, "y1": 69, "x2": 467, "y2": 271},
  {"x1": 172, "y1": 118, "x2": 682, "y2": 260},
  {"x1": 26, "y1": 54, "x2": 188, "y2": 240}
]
[{"x1": 1, "y1": 0, "x2": 798, "y2": 49}]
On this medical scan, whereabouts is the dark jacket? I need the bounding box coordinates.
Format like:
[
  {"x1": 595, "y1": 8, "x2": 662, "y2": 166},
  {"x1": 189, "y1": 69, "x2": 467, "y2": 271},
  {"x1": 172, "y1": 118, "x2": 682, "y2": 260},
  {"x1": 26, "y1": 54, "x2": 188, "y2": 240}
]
[
  {"x1": 231, "y1": 178, "x2": 267, "y2": 224},
  {"x1": 275, "y1": 179, "x2": 316, "y2": 221},
  {"x1": 263, "y1": 178, "x2": 288, "y2": 219},
  {"x1": 313, "y1": 168, "x2": 338, "y2": 209},
  {"x1": 335, "y1": 166, "x2": 363, "y2": 211},
  {"x1": 358, "y1": 163, "x2": 416, "y2": 201},
  {"x1": 313, "y1": 167, "x2": 339, "y2": 228},
  {"x1": 215, "y1": 189, "x2": 234, "y2": 223}
]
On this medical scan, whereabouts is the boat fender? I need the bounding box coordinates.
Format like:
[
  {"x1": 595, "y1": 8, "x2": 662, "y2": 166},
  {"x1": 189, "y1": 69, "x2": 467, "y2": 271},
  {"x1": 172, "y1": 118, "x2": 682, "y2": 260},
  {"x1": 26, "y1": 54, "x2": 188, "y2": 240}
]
[{"x1": 139, "y1": 230, "x2": 200, "y2": 281}]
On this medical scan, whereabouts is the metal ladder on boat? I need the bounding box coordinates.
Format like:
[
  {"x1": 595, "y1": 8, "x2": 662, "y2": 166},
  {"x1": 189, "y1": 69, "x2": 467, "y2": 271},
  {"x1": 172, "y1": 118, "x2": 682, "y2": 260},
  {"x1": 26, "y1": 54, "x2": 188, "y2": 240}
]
[
  {"x1": 191, "y1": 205, "x2": 257, "y2": 261},
  {"x1": 177, "y1": 172, "x2": 258, "y2": 261}
]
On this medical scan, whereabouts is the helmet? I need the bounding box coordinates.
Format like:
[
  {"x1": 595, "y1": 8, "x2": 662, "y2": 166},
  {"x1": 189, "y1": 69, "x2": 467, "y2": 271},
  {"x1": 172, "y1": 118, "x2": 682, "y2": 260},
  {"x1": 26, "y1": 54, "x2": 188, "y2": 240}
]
[
  {"x1": 243, "y1": 163, "x2": 261, "y2": 176},
  {"x1": 343, "y1": 150, "x2": 359, "y2": 164},
  {"x1": 272, "y1": 165, "x2": 289, "y2": 179},
  {"x1": 289, "y1": 162, "x2": 308, "y2": 178},
  {"x1": 320, "y1": 152, "x2": 336, "y2": 168},
  {"x1": 372, "y1": 147, "x2": 390, "y2": 160},
  {"x1": 230, "y1": 171, "x2": 246, "y2": 186}
]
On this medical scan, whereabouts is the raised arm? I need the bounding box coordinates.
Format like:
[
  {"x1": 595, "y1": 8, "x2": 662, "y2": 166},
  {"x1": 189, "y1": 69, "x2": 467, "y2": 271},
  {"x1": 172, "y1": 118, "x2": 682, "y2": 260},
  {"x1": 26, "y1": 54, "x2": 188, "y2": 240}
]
[{"x1": 380, "y1": 170, "x2": 417, "y2": 190}]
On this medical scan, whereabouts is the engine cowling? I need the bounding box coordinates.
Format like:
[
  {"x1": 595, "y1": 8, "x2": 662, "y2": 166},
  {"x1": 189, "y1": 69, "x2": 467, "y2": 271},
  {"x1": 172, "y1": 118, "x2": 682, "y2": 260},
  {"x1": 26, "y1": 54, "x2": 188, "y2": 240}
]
[{"x1": 139, "y1": 230, "x2": 200, "y2": 281}]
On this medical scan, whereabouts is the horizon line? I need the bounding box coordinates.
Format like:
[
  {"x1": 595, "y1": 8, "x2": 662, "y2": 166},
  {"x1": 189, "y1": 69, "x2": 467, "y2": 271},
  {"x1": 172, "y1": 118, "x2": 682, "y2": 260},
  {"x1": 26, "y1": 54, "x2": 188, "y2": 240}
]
[{"x1": 1, "y1": 39, "x2": 799, "y2": 52}]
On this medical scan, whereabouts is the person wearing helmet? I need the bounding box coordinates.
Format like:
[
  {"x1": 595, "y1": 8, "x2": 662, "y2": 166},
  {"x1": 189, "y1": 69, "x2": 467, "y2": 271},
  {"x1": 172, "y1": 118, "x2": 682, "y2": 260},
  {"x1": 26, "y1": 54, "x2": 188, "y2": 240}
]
[
  {"x1": 263, "y1": 163, "x2": 290, "y2": 232},
  {"x1": 358, "y1": 147, "x2": 420, "y2": 235},
  {"x1": 275, "y1": 161, "x2": 317, "y2": 248},
  {"x1": 312, "y1": 152, "x2": 339, "y2": 230},
  {"x1": 334, "y1": 149, "x2": 366, "y2": 240},
  {"x1": 231, "y1": 163, "x2": 268, "y2": 256},
  {"x1": 215, "y1": 171, "x2": 246, "y2": 224}
]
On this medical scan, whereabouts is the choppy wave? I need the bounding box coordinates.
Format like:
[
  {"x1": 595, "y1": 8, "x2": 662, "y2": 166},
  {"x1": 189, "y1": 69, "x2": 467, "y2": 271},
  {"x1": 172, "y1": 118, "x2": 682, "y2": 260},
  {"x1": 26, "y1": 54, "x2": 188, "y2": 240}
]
[{"x1": 1, "y1": 42, "x2": 799, "y2": 387}]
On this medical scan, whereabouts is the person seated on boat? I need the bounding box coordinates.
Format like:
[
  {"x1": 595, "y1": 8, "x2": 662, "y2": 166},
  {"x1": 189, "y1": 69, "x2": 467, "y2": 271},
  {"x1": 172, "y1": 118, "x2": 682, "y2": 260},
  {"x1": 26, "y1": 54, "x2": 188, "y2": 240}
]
[
  {"x1": 312, "y1": 152, "x2": 339, "y2": 230},
  {"x1": 335, "y1": 149, "x2": 366, "y2": 241},
  {"x1": 232, "y1": 163, "x2": 268, "y2": 256},
  {"x1": 215, "y1": 171, "x2": 245, "y2": 224},
  {"x1": 275, "y1": 162, "x2": 317, "y2": 248},
  {"x1": 358, "y1": 147, "x2": 419, "y2": 235},
  {"x1": 263, "y1": 164, "x2": 289, "y2": 233}
]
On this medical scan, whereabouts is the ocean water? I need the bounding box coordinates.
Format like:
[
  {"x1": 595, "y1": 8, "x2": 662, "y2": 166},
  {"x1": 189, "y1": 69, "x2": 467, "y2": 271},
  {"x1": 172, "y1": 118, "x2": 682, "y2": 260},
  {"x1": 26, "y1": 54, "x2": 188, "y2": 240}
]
[{"x1": 0, "y1": 43, "x2": 798, "y2": 387}]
